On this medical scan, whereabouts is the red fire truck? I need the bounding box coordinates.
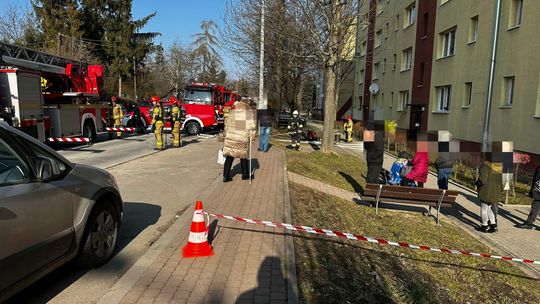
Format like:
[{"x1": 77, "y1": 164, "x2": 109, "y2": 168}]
[
  {"x1": 0, "y1": 42, "x2": 107, "y2": 143},
  {"x1": 180, "y1": 83, "x2": 239, "y2": 135}
]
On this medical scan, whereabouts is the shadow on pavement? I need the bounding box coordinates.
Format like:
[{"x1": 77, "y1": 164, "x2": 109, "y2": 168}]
[
  {"x1": 5, "y1": 202, "x2": 161, "y2": 304},
  {"x1": 233, "y1": 257, "x2": 286, "y2": 303}
]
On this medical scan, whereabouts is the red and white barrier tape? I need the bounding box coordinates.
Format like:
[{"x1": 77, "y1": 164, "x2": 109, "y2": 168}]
[
  {"x1": 106, "y1": 127, "x2": 135, "y2": 132},
  {"x1": 48, "y1": 137, "x2": 90, "y2": 143},
  {"x1": 205, "y1": 212, "x2": 540, "y2": 266}
]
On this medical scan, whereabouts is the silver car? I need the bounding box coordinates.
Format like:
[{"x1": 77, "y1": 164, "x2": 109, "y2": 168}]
[{"x1": 0, "y1": 122, "x2": 123, "y2": 301}]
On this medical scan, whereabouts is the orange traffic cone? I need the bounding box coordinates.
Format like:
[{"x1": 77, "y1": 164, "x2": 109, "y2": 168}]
[{"x1": 182, "y1": 201, "x2": 214, "y2": 258}]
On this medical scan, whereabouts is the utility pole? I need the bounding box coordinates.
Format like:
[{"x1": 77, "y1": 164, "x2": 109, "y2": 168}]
[
  {"x1": 133, "y1": 56, "x2": 138, "y2": 100},
  {"x1": 258, "y1": 0, "x2": 265, "y2": 110},
  {"x1": 118, "y1": 75, "x2": 122, "y2": 97}
]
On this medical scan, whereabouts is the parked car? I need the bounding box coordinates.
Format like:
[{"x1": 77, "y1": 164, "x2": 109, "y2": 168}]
[{"x1": 0, "y1": 121, "x2": 123, "y2": 302}]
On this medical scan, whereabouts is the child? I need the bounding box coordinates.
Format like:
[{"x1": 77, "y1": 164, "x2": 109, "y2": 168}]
[{"x1": 389, "y1": 151, "x2": 411, "y2": 185}]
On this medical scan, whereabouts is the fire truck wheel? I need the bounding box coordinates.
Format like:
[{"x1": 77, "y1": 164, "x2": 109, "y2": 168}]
[
  {"x1": 185, "y1": 121, "x2": 201, "y2": 136},
  {"x1": 76, "y1": 201, "x2": 119, "y2": 268},
  {"x1": 83, "y1": 120, "x2": 97, "y2": 143}
]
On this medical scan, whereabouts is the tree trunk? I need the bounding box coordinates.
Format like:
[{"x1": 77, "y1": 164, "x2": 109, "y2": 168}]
[{"x1": 321, "y1": 62, "x2": 336, "y2": 153}]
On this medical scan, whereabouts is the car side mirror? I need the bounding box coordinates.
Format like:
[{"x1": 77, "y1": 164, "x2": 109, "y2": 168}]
[{"x1": 36, "y1": 157, "x2": 60, "y2": 180}]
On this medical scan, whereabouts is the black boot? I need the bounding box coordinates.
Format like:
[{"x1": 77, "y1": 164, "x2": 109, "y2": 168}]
[
  {"x1": 515, "y1": 222, "x2": 533, "y2": 229},
  {"x1": 223, "y1": 177, "x2": 233, "y2": 183},
  {"x1": 475, "y1": 225, "x2": 489, "y2": 233},
  {"x1": 488, "y1": 223, "x2": 498, "y2": 233}
]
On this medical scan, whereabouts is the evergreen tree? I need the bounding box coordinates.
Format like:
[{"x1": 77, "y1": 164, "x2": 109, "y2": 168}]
[{"x1": 192, "y1": 20, "x2": 222, "y2": 81}]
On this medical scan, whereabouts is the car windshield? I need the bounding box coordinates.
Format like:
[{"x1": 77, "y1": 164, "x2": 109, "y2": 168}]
[{"x1": 184, "y1": 90, "x2": 212, "y2": 105}]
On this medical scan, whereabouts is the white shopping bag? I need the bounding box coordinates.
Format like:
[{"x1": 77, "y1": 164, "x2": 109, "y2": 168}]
[{"x1": 217, "y1": 149, "x2": 225, "y2": 165}]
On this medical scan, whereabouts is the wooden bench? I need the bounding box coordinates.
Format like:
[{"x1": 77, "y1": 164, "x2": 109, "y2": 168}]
[{"x1": 361, "y1": 184, "x2": 459, "y2": 224}]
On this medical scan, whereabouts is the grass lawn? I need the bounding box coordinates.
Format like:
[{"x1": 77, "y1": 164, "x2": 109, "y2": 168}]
[
  {"x1": 290, "y1": 183, "x2": 540, "y2": 304},
  {"x1": 271, "y1": 139, "x2": 366, "y2": 193},
  {"x1": 278, "y1": 145, "x2": 540, "y2": 303}
]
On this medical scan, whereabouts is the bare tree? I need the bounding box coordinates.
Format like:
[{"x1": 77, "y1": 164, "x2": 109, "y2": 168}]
[
  {"x1": 222, "y1": 0, "x2": 315, "y2": 111},
  {"x1": 0, "y1": 4, "x2": 36, "y2": 45},
  {"x1": 289, "y1": 0, "x2": 361, "y2": 153}
]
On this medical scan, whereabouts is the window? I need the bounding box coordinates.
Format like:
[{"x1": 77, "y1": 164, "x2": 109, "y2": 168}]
[
  {"x1": 402, "y1": 48, "x2": 413, "y2": 71},
  {"x1": 381, "y1": 93, "x2": 385, "y2": 107},
  {"x1": 439, "y1": 28, "x2": 456, "y2": 58},
  {"x1": 395, "y1": 14, "x2": 400, "y2": 31},
  {"x1": 376, "y1": 0, "x2": 383, "y2": 15},
  {"x1": 422, "y1": 13, "x2": 429, "y2": 37},
  {"x1": 361, "y1": 41, "x2": 367, "y2": 56},
  {"x1": 359, "y1": 95, "x2": 364, "y2": 108},
  {"x1": 373, "y1": 63, "x2": 380, "y2": 79},
  {"x1": 469, "y1": 16, "x2": 479, "y2": 42},
  {"x1": 398, "y1": 91, "x2": 409, "y2": 111},
  {"x1": 464, "y1": 82, "x2": 472, "y2": 107},
  {"x1": 390, "y1": 92, "x2": 394, "y2": 108},
  {"x1": 404, "y1": 3, "x2": 416, "y2": 28},
  {"x1": 360, "y1": 69, "x2": 364, "y2": 84},
  {"x1": 375, "y1": 30, "x2": 382, "y2": 48},
  {"x1": 436, "y1": 85, "x2": 452, "y2": 112},
  {"x1": 0, "y1": 138, "x2": 30, "y2": 185},
  {"x1": 509, "y1": 0, "x2": 523, "y2": 28},
  {"x1": 385, "y1": 23, "x2": 389, "y2": 38},
  {"x1": 383, "y1": 58, "x2": 387, "y2": 74},
  {"x1": 503, "y1": 76, "x2": 515, "y2": 106},
  {"x1": 419, "y1": 62, "x2": 425, "y2": 85},
  {"x1": 393, "y1": 53, "x2": 397, "y2": 71}
]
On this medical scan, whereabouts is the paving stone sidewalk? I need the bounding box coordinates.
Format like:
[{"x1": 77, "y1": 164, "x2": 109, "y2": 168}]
[
  {"x1": 113, "y1": 148, "x2": 297, "y2": 304},
  {"x1": 287, "y1": 155, "x2": 540, "y2": 278}
]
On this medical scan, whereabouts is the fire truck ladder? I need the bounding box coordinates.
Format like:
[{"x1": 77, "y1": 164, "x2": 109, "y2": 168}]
[{"x1": 0, "y1": 41, "x2": 82, "y2": 74}]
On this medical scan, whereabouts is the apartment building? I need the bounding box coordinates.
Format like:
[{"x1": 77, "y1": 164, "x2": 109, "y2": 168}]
[{"x1": 351, "y1": 0, "x2": 540, "y2": 155}]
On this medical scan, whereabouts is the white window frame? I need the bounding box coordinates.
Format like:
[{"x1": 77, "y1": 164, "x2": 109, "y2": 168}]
[
  {"x1": 373, "y1": 63, "x2": 380, "y2": 79},
  {"x1": 361, "y1": 41, "x2": 367, "y2": 56},
  {"x1": 398, "y1": 90, "x2": 409, "y2": 111},
  {"x1": 436, "y1": 85, "x2": 452, "y2": 112},
  {"x1": 503, "y1": 76, "x2": 515, "y2": 106},
  {"x1": 402, "y1": 48, "x2": 413, "y2": 71},
  {"x1": 469, "y1": 16, "x2": 479, "y2": 43},
  {"x1": 440, "y1": 28, "x2": 456, "y2": 58},
  {"x1": 509, "y1": 0, "x2": 523, "y2": 28},
  {"x1": 404, "y1": 3, "x2": 416, "y2": 28},
  {"x1": 464, "y1": 82, "x2": 472, "y2": 107},
  {"x1": 375, "y1": 30, "x2": 382, "y2": 48}
]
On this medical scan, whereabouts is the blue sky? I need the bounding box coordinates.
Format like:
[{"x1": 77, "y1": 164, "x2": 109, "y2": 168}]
[{"x1": 0, "y1": 0, "x2": 236, "y2": 73}]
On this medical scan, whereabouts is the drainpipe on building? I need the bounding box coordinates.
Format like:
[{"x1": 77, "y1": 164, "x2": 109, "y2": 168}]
[
  {"x1": 482, "y1": 0, "x2": 502, "y2": 152},
  {"x1": 352, "y1": 2, "x2": 362, "y2": 121}
]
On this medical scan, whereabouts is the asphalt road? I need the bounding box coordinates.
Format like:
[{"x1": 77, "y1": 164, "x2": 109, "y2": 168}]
[{"x1": 6, "y1": 132, "x2": 224, "y2": 303}]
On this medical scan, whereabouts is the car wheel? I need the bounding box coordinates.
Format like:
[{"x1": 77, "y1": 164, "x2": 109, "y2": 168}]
[
  {"x1": 83, "y1": 120, "x2": 97, "y2": 143},
  {"x1": 185, "y1": 121, "x2": 201, "y2": 136},
  {"x1": 76, "y1": 202, "x2": 119, "y2": 268}
]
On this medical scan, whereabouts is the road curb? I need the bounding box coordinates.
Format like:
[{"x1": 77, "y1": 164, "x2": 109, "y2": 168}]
[
  {"x1": 281, "y1": 149, "x2": 300, "y2": 304},
  {"x1": 96, "y1": 203, "x2": 195, "y2": 304}
]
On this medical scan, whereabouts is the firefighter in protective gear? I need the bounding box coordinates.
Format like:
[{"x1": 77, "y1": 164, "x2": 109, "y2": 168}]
[
  {"x1": 288, "y1": 110, "x2": 303, "y2": 151},
  {"x1": 151, "y1": 95, "x2": 164, "y2": 150},
  {"x1": 111, "y1": 96, "x2": 123, "y2": 137},
  {"x1": 344, "y1": 116, "x2": 353, "y2": 143},
  {"x1": 169, "y1": 96, "x2": 186, "y2": 148}
]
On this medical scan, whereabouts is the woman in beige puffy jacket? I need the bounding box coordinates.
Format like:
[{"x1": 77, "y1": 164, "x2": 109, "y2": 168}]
[{"x1": 222, "y1": 97, "x2": 256, "y2": 182}]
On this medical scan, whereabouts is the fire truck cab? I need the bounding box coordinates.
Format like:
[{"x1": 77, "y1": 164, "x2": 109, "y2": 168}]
[{"x1": 181, "y1": 83, "x2": 239, "y2": 135}]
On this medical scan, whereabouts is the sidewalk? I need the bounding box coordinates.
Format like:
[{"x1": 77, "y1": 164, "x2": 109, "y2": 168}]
[
  {"x1": 381, "y1": 153, "x2": 540, "y2": 277},
  {"x1": 102, "y1": 148, "x2": 297, "y2": 304}
]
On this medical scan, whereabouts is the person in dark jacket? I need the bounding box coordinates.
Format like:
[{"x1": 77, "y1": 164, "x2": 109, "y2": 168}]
[
  {"x1": 475, "y1": 153, "x2": 503, "y2": 233},
  {"x1": 364, "y1": 121, "x2": 385, "y2": 184},
  {"x1": 257, "y1": 109, "x2": 273, "y2": 152},
  {"x1": 436, "y1": 152, "x2": 457, "y2": 190},
  {"x1": 516, "y1": 164, "x2": 540, "y2": 229}
]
